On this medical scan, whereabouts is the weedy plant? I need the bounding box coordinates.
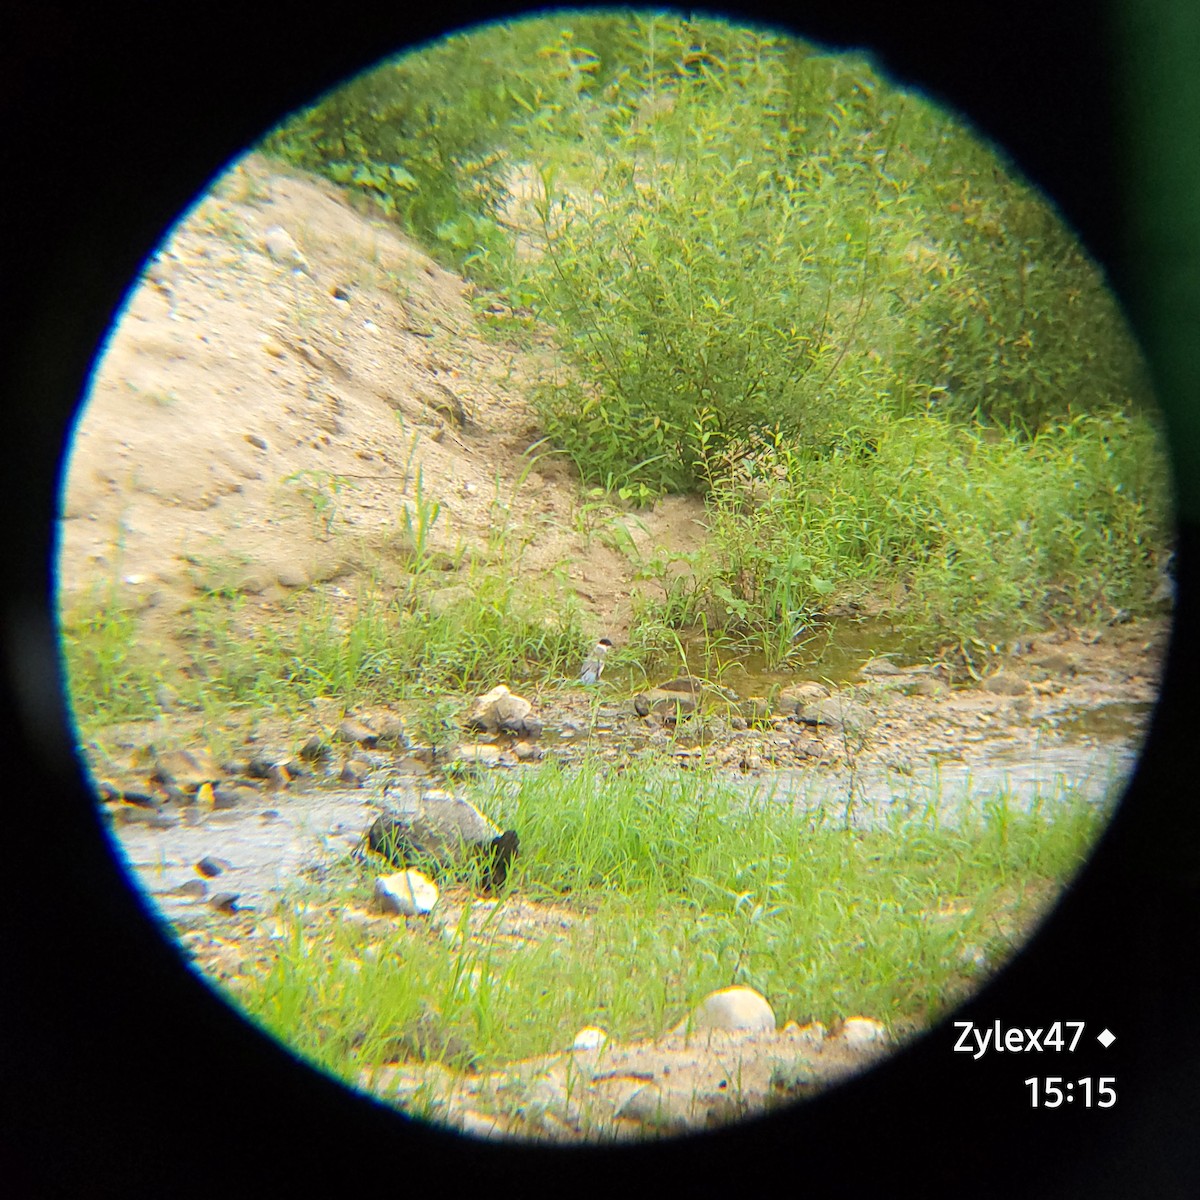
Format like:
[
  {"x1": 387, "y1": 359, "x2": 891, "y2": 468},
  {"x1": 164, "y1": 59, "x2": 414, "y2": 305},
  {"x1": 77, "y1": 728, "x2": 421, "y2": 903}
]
[{"x1": 59, "y1": 586, "x2": 172, "y2": 726}]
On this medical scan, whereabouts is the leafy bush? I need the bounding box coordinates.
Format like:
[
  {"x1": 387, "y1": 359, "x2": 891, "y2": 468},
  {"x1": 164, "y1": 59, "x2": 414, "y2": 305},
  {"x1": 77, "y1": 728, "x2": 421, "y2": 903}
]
[
  {"x1": 253, "y1": 10, "x2": 1171, "y2": 656},
  {"x1": 525, "y1": 24, "x2": 917, "y2": 494},
  {"x1": 889, "y1": 107, "x2": 1156, "y2": 430},
  {"x1": 700, "y1": 408, "x2": 1171, "y2": 654}
]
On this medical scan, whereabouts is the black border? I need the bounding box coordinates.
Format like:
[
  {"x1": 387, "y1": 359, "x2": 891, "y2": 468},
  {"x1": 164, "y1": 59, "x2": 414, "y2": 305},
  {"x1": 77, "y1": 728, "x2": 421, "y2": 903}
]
[{"x1": 4, "y1": 3, "x2": 1197, "y2": 1195}]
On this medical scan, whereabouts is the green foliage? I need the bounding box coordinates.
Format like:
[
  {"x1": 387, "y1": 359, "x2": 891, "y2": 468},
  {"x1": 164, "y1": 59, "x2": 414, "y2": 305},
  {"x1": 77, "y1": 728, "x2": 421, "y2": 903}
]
[
  {"x1": 262, "y1": 30, "x2": 515, "y2": 269},
  {"x1": 889, "y1": 107, "x2": 1156, "y2": 429},
  {"x1": 524, "y1": 21, "x2": 915, "y2": 494},
  {"x1": 259, "y1": 14, "x2": 640, "y2": 277},
  {"x1": 64, "y1": 563, "x2": 584, "y2": 734},
  {"x1": 698, "y1": 408, "x2": 1171, "y2": 656},
  {"x1": 60, "y1": 589, "x2": 170, "y2": 725},
  {"x1": 88, "y1": 10, "x2": 1168, "y2": 709}
]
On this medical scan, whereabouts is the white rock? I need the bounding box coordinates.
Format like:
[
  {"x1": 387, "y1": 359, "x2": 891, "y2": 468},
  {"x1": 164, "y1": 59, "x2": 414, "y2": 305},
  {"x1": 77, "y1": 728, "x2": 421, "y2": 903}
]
[
  {"x1": 692, "y1": 985, "x2": 776, "y2": 1033},
  {"x1": 263, "y1": 225, "x2": 309, "y2": 272},
  {"x1": 454, "y1": 743, "x2": 502, "y2": 766},
  {"x1": 571, "y1": 1026, "x2": 609, "y2": 1052},
  {"x1": 783, "y1": 1020, "x2": 827, "y2": 1049},
  {"x1": 459, "y1": 1109, "x2": 510, "y2": 1141},
  {"x1": 374, "y1": 870, "x2": 439, "y2": 916},
  {"x1": 839, "y1": 1016, "x2": 889, "y2": 1049}
]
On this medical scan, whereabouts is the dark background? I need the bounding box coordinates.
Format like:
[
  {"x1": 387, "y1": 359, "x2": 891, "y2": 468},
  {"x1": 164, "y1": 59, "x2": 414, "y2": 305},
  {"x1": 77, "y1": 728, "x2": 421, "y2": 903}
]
[{"x1": 3, "y1": 2, "x2": 1197, "y2": 1195}]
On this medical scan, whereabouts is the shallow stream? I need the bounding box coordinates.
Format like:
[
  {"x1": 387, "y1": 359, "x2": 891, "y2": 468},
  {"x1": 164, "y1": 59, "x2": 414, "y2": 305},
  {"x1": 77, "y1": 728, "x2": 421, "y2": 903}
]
[{"x1": 110, "y1": 734, "x2": 1140, "y2": 931}]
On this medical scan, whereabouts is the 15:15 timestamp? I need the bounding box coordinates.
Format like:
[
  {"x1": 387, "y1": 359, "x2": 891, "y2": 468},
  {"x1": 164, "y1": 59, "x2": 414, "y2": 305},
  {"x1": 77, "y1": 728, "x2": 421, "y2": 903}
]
[{"x1": 1025, "y1": 1077, "x2": 1116, "y2": 1108}]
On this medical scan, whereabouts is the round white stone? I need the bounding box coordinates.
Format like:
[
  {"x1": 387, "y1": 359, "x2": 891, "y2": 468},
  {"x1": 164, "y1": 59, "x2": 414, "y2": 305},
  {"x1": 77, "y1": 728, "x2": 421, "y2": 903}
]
[
  {"x1": 572, "y1": 1026, "x2": 609, "y2": 1052},
  {"x1": 693, "y1": 985, "x2": 776, "y2": 1033},
  {"x1": 374, "y1": 870, "x2": 439, "y2": 916}
]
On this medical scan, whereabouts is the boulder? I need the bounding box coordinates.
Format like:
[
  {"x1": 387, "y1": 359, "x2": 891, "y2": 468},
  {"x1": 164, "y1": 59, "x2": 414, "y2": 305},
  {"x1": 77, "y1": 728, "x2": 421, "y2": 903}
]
[
  {"x1": 464, "y1": 684, "x2": 537, "y2": 736},
  {"x1": 366, "y1": 787, "x2": 519, "y2": 890},
  {"x1": 679, "y1": 985, "x2": 776, "y2": 1034}
]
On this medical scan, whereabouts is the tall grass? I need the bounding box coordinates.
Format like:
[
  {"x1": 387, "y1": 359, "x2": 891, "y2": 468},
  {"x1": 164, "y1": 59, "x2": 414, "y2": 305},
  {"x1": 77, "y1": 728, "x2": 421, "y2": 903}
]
[
  {"x1": 58, "y1": 586, "x2": 172, "y2": 724},
  {"x1": 62, "y1": 555, "x2": 588, "y2": 738},
  {"x1": 234, "y1": 756, "x2": 1110, "y2": 1085}
]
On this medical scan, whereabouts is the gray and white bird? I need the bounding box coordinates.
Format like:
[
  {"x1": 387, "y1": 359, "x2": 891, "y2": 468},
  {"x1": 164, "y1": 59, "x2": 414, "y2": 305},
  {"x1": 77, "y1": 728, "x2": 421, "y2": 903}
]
[{"x1": 579, "y1": 637, "x2": 613, "y2": 685}]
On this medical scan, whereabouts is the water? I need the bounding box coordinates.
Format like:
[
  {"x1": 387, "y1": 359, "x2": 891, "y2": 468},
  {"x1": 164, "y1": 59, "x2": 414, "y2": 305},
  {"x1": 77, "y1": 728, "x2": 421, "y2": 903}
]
[
  {"x1": 108, "y1": 731, "x2": 1137, "y2": 927},
  {"x1": 104, "y1": 608, "x2": 1148, "y2": 917},
  {"x1": 110, "y1": 784, "x2": 379, "y2": 925},
  {"x1": 743, "y1": 741, "x2": 1136, "y2": 830},
  {"x1": 609, "y1": 616, "x2": 923, "y2": 696}
]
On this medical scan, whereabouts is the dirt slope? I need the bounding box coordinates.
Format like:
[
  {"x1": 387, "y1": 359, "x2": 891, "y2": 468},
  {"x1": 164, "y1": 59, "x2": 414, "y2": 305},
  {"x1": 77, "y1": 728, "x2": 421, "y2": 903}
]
[{"x1": 58, "y1": 152, "x2": 708, "y2": 644}]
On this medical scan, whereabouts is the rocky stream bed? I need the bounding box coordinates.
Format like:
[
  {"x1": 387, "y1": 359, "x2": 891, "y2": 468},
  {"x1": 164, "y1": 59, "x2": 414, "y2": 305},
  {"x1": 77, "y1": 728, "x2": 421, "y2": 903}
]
[{"x1": 82, "y1": 615, "x2": 1164, "y2": 1141}]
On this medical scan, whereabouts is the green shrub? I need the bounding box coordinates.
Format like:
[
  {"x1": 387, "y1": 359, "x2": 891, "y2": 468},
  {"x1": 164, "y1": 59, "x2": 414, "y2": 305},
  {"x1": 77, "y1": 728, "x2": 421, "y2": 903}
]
[{"x1": 699, "y1": 408, "x2": 1171, "y2": 655}]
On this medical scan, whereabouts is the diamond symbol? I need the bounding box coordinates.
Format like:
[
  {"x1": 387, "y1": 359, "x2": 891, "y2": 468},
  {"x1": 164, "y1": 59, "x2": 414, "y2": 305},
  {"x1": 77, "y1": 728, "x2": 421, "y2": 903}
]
[{"x1": 1097, "y1": 1028, "x2": 1116, "y2": 1048}]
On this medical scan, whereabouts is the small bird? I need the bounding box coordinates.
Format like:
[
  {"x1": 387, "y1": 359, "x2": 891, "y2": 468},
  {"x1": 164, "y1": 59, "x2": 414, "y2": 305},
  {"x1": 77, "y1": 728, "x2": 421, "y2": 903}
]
[{"x1": 579, "y1": 637, "x2": 613, "y2": 685}]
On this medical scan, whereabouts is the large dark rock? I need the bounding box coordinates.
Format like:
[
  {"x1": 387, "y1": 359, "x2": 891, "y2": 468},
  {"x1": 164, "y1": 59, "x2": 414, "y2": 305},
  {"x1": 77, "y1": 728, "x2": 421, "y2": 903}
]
[
  {"x1": 464, "y1": 685, "x2": 538, "y2": 737},
  {"x1": 366, "y1": 788, "x2": 519, "y2": 890}
]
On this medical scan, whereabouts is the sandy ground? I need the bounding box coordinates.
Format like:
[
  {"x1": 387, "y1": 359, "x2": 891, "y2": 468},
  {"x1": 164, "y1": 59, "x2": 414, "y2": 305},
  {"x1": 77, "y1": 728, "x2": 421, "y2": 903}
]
[{"x1": 58, "y1": 152, "x2": 707, "y2": 650}]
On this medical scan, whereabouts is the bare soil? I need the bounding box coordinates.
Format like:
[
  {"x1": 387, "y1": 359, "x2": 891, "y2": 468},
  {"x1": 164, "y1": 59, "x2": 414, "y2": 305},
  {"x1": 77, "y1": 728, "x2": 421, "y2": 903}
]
[{"x1": 59, "y1": 152, "x2": 705, "y2": 647}]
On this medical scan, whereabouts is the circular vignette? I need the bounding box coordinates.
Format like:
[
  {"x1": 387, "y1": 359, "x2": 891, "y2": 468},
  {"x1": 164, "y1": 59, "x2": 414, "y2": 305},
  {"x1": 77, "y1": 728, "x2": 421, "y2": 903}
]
[{"x1": 3, "y1": 3, "x2": 1196, "y2": 1197}]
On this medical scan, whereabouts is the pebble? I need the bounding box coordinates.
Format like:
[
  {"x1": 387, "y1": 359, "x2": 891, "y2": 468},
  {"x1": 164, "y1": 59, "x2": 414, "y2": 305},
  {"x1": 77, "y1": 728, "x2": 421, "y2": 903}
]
[
  {"x1": 276, "y1": 565, "x2": 310, "y2": 589},
  {"x1": 337, "y1": 718, "x2": 379, "y2": 747},
  {"x1": 119, "y1": 790, "x2": 162, "y2": 809},
  {"x1": 838, "y1": 1017, "x2": 889, "y2": 1049},
  {"x1": 265, "y1": 763, "x2": 290, "y2": 791},
  {"x1": 634, "y1": 689, "x2": 698, "y2": 718},
  {"x1": 860, "y1": 658, "x2": 903, "y2": 677},
  {"x1": 244, "y1": 755, "x2": 273, "y2": 779},
  {"x1": 981, "y1": 670, "x2": 1030, "y2": 696},
  {"x1": 166, "y1": 878, "x2": 207, "y2": 898},
  {"x1": 375, "y1": 870, "x2": 439, "y2": 916},
  {"x1": 454, "y1": 744, "x2": 502, "y2": 767},
  {"x1": 339, "y1": 759, "x2": 368, "y2": 786},
  {"x1": 212, "y1": 785, "x2": 255, "y2": 810},
  {"x1": 783, "y1": 1020, "x2": 827, "y2": 1048},
  {"x1": 263, "y1": 225, "x2": 309, "y2": 272},
  {"x1": 153, "y1": 747, "x2": 221, "y2": 788},
  {"x1": 113, "y1": 805, "x2": 178, "y2": 829},
  {"x1": 298, "y1": 734, "x2": 330, "y2": 762},
  {"x1": 374, "y1": 714, "x2": 410, "y2": 746},
  {"x1": 195, "y1": 856, "x2": 231, "y2": 878},
  {"x1": 775, "y1": 681, "x2": 832, "y2": 712},
  {"x1": 794, "y1": 695, "x2": 875, "y2": 735},
  {"x1": 613, "y1": 1085, "x2": 684, "y2": 1132},
  {"x1": 459, "y1": 1110, "x2": 510, "y2": 1140}
]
